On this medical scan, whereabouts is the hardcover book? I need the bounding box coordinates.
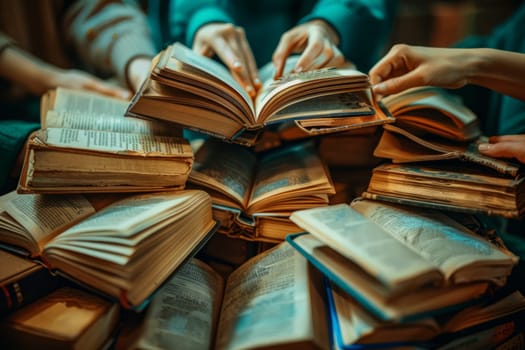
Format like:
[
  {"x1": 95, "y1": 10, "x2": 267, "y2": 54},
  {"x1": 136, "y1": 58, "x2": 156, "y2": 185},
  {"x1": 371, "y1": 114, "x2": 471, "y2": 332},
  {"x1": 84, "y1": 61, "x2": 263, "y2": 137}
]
[
  {"x1": 0, "y1": 249, "x2": 62, "y2": 316},
  {"x1": 119, "y1": 242, "x2": 330, "y2": 350},
  {"x1": 126, "y1": 42, "x2": 393, "y2": 146},
  {"x1": 362, "y1": 161, "x2": 525, "y2": 219},
  {"x1": 0, "y1": 286, "x2": 120, "y2": 350},
  {"x1": 326, "y1": 280, "x2": 525, "y2": 349},
  {"x1": 187, "y1": 139, "x2": 335, "y2": 242},
  {"x1": 18, "y1": 87, "x2": 193, "y2": 194},
  {"x1": 0, "y1": 189, "x2": 217, "y2": 310},
  {"x1": 287, "y1": 200, "x2": 518, "y2": 321}
]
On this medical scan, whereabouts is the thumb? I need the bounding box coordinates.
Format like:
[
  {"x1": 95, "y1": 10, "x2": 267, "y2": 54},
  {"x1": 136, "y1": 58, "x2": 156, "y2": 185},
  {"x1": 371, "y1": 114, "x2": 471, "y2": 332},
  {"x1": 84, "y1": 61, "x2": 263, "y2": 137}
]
[
  {"x1": 372, "y1": 70, "x2": 421, "y2": 96},
  {"x1": 478, "y1": 142, "x2": 525, "y2": 163}
]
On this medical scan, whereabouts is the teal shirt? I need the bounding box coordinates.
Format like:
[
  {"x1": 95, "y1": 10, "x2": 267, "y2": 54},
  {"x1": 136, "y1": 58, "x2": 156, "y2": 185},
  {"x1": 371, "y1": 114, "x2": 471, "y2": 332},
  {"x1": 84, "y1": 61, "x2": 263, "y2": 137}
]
[
  {"x1": 453, "y1": 3, "x2": 525, "y2": 136},
  {"x1": 153, "y1": 0, "x2": 397, "y2": 72}
]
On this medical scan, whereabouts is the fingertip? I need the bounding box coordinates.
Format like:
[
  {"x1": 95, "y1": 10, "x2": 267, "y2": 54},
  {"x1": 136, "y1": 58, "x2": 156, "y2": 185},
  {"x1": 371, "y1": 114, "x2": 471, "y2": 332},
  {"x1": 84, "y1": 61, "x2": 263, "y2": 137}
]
[
  {"x1": 478, "y1": 143, "x2": 492, "y2": 152},
  {"x1": 231, "y1": 60, "x2": 242, "y2": 72},
  {"x1": 372, "y1": 82, "x2": 386, "y2": 95},
  {"x1": 245, "y1": 85, "x2": 256, "y2": 98}
]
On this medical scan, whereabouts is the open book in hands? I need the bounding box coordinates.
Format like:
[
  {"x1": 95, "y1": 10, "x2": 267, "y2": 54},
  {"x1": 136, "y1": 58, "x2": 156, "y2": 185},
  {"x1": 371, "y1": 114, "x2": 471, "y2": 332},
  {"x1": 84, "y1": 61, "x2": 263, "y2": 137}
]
[
  {"x1": 126, "y1": 42, "x2": 393, "y2": 146},
  {"x1": 123, "y1": 242, "x2": 330, "y2": 350},
  {"x1": 0, "y1": 190, "x2": 217, "y2": 310},
  {"x1": 187, "y1": 139, "x2": 335, "y2": 242},
  {"x1": 287, "y1": 199, "x2": 518, "y2": 321},
  {"x1": 18, "y1": 88, "x2": 192, "y2": 194}
]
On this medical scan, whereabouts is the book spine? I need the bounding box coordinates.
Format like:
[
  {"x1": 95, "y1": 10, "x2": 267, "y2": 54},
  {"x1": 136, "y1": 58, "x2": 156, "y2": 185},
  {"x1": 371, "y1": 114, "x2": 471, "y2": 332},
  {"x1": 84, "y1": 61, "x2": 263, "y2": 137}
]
[
  {"x1": 0, "y1": 268, "x2": 61, "y2": 316},
  {"x1": 463, "y1": 148, "x2": 520, "y2": 177}
]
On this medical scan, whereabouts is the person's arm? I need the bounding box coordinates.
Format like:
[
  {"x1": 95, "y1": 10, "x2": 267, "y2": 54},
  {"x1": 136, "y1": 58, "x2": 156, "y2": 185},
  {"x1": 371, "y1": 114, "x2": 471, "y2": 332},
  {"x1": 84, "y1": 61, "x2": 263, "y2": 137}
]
[
  {"x1": 64, "y1": 0, "x2": 157, "y2": 93},
  {"x1": 273, "y1": 0, "x2": 396, "y2": 77},
  {"x1": 0, "y1": 34, "x2": 129, "y2": 98},
  {"x1": 370, "y1": 45, "x2": 525, "y2": 101}
]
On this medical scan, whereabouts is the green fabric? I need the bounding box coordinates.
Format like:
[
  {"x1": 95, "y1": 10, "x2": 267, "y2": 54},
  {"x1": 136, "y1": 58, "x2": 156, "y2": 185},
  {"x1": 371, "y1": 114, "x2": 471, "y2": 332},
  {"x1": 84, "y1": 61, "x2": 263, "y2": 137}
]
[
  {"x1": 161, "y1": 0, "x2": 397, "y2": 71},
  {"x1": 452, "y1": 4, "x2": 525, "y2": 259},
  {"x1": 0, "y1": 120, "x2": 39, "y2": 193},
  {"x1": 453, "y1": 3, "x2": 525, "y2": 135},
  {"x1": 0, "y1": 97, "x2": 40, "y2": 193}
]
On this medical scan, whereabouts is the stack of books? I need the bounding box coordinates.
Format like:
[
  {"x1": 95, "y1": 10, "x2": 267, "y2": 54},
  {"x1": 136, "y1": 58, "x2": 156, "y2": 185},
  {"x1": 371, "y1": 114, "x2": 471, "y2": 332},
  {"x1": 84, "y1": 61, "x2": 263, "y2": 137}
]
[
  {"x1": 0, "y1": 86, "x2": 220, "y2": 348},
  {"x1": 362, "y1": 87, "x2": 525, "y2": 219},
  {"x1": 2, "y1": 41, "x2": 525, "y2": 350},
  {"x1": 126, "y1": 42, "x2": 396, "y2": 244},
  {"x1": 286, "y1": 200, "x2": 525, "y2": 349}
]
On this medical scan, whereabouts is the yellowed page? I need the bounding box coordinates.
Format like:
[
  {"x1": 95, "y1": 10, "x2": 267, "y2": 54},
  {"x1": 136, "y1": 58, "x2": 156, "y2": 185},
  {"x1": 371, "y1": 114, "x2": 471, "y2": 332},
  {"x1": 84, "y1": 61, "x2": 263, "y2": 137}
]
[
  {"x1": 41, "y1": 128, "x2": 189, "y2": 155},
  {"x1": 50, "y1": 87, "x2": 128, "y2": 115},
  {"x1": 331, "y1": 284, "x2": 439, "y2": 345},
  {"x1": 215, "y1": 243, "x2": 320, "y2": 350},
  {"x1": 189, "y1": 140, "x2": 257, "y2": 208},
  {"x1": 290, "y1": 204, "x2": 440, "y2": 292},
  {"x1": 351, "y1": 200, "x2": 517, "y2": 286},
  {"x1": 1, "y1": 192, "x2": 95, "y2": 253},
  {"x1": 44, "y1": 110, "x2": 176, "y2": 136},
  {"x1": 133, "y1": 259, "x2": 224, "y2": 350},
  {"x1": 166, "y1": 42, "x2": 254, "y2": 119},
  {"x1": 248, "y1": 142, "x2": 334, "y2": 213}
]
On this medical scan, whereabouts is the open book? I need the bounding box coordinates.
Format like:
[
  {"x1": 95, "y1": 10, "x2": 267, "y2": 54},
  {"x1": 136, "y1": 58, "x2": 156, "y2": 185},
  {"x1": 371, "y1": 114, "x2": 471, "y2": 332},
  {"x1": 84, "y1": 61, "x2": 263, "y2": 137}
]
[
  {"x1": 123, "y1": 242, "x2": 330, "y2": 350},
  {"x1": 362, "y1": 161, "x2": 525, "y2": 219},
  {"x1": 18, "y1": 88, "x2": 193, "y2": 194},
  {"x1": 379, "y1": 87, "x2": 481, "y2": 142},
  {"x1": 0, "y1": 190, "x2": 217, "y2": 310},
  {"x1": 126, "y1": 42, "x2": 393, "y2": 146},
  {"x1": 327, "y1": 280, "x2": 525, "y2": 349},
  {"x1": 287, "y1": 200, "x2": 518, "y2": 321},
  {"x1": 187, "y1": 139, "x2": 335, "y2": 242}
]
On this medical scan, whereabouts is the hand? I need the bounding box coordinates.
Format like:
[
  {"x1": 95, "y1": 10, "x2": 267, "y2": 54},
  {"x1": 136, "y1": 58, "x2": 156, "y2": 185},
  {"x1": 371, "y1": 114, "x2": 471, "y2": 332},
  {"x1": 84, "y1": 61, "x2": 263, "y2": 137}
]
[
  {"x1": 369, "y1": 44, "x2": 473, "y2": 97},
  {"x1": 478, "y1": 135, "x2": 525, "y2": 164},
  {"x1": 193, "y1": 23, "x2": 260, "y2": 97},
  {"x1": 49, "y1": 68, "x2": 131, "y2": 100},
  {"x1": 126, "y1": 56, "x2": 152, "y2": 94},
  {"x1": 272, "y1": 20, "x2": 345, "y2": 79}
]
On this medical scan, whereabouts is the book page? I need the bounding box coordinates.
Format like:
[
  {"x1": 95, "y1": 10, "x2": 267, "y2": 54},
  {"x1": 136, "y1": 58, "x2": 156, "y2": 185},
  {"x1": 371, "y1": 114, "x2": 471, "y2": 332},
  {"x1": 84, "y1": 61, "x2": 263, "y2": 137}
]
[
  {"x1": 2, "y1": 193, "x2": 95, "y2": 252},
  {"x1": 330, "y1": 283, "x2": 440, "y2": 345},
  {"x1": 255, "y1": 68, "x2": 369, "y2": 121},
  {"x1": 133, "y1": 259, "x2": 224, "y2": 350},
  {"x1": 44, "y1": 110, "x2": 175, "y2": 136},
  {"x1": 248, "y1": 141, "x2": 333, "y2": 212},
  {"x1": 215, "y1": 243, "x2": 316, "y2": 350},
  {"x1": 351, "y1": 200, "x2": 516, "y2": 284},
  {"x1": 51, "y1": 87, "x2": 128, "y2": 115},
  {"x1": 189, "y1": 140, "x2": 257, "y2": 208},
  {"x1": 290, "y1": 204, "x2": 441, "y2": 292},
  {"x1": 167, "y1": 43, "x2": 254, "y2": 114},
  {"x1": 380, "y1": 87, "x2": 480, "y2": 141},
  {"x1": 41, "y1": 128, "x2": 188, "y2": 155}
]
